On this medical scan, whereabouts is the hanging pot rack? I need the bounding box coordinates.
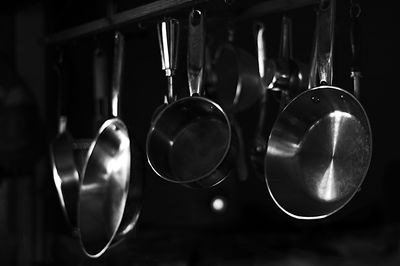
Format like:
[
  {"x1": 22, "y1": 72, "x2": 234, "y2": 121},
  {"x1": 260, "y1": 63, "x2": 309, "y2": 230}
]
[{"x1": 44, "y1": 0, "x2": 319, "y2": 45}]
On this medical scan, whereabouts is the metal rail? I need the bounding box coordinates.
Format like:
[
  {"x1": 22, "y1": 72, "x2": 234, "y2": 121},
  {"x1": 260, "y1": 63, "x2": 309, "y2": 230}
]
[
  {"x1": 45, "y1": 0, "x2": 319, "y2": 45},
  {"x1": 45, "y1": 0, "x2": 209, "y2": 44}
]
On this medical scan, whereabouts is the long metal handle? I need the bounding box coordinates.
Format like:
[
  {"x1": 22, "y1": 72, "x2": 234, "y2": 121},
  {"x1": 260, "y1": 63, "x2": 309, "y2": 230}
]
[
  {"x1": 53, "y1": 52, "x2": 68, "y2": 134},
  {"x1": 254, "y1": 22, "x2": 268, "y2": 86},
  {"x1": 316, "y1": 0, "x2": 335, "y2": 86},
  {"x1": 157, "y1": 18, "x2": 180, "y2": 103},
  {"x1": 278, "y1": 15, "x2": 293, "y2": 109},
  {"x1": 187, "y1": 9, "x2": 205, "y2": 96},
  {"x1": 279, "y1": 15, "x2": 293, "y2": 59},
  {"x1": 93, "y1": 46, "x2": 108, "y2": 126},
  {"x1": 350, "y1": 0, "x2": 361, "y2": 99},
  {"x1": 111, "y1": 31, "x2": 125, "y2": 117},
  {"x1": 252, "y1": 22, "x2": 269, "y2": 153},
  {"x1": 308, "y1": 9, "x2": 319, "y2": 89},
  {"x1": 252, "y1": 89, "x2": 268, "y2": 153}
]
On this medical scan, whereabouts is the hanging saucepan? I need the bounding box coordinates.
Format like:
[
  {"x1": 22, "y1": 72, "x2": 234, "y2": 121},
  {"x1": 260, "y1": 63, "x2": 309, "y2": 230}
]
[
  {"x1": 146, "y1": 10, "x2": 237, "y2": 188},
  {"x1": 78, "y1": 32, "x2": 131, "y2": 258},
  {"x1": 209, "y1": 27, "x2": 263, "y2": 112},
  {"x1": 49, "y1": 52, "x2": 80, "y2": 234},
  {"x1": 265, "y1": 0, "x2": 372, "y2": 219}
]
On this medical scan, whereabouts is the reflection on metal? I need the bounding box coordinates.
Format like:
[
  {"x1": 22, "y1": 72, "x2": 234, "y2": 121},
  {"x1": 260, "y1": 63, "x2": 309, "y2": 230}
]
[
  {"x1": 267, "y1": 142, "x2": 299, "y2": 158},
  {"x1": 317, "y1": 161, "x2": 336, "y2": 201},
  {"x1": 265, "y1": 86, "x2": 372, "y2": 219},
  {"x1": 330, "y1": 111, "x2": 352, "y2": 153}
]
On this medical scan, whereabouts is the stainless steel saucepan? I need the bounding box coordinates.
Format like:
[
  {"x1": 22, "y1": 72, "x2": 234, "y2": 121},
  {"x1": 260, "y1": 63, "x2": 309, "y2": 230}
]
[
  {"x1": 146, "y1": 10, "x2": 237, "y2": 188},
  {"x1": 265, "y1": 0, "x2": 372, "y2": 219}
]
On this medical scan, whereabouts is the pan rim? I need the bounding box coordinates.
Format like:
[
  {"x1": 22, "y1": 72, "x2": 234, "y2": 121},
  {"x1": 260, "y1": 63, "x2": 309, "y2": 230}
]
[
  {"x1": 50, "y1": 130, "x2": 80, "y2": 229},
  {"x1": 77, "y1": 117, "x2": 131, "y2": 258},
  {"x1": 146, "y1": 95, "x2": 233, "y2": 185},
  {"x1": 264, "y1": 85, "x2": 373, "y2": 219}
]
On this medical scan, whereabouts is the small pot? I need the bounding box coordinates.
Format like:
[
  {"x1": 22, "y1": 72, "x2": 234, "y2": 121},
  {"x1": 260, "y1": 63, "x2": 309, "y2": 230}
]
[{"x1": 146, "y1": 11, "x2": 237, "y2": 188}]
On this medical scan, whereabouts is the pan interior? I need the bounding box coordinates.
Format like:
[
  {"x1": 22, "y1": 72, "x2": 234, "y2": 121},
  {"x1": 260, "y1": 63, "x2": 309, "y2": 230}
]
[
  {"x1": 298, "y1": 111, "x2": 370, "y2": 203},
  {"x1": 146, "y1": 97, "x2": 231, "y2": 183},
  {"x1": 266, "y1": 87, "x2": 372, "y2": 218},
  {"x1": 79, "y1": 118, "x2": 131, "y2": 257},
  {"x1": 169, "y1": 117, "x2": 229, "y2": 181}
]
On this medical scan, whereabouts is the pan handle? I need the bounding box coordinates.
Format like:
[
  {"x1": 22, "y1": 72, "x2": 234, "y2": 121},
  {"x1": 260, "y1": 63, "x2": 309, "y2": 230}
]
[
  {"x1": 187, "y1": 9, "x2": 205, "y2": 96},
  {"x1": 278, "y1": 15, "x2": 293, "y2": 109},
  {"x1": 308, "y1": 9, "x2": 319, "y2": 89},
  {"x1": 316, "y1": 0, "x2": 335, "y2": 86},
  {"x1": 254, "y1": 22, "x2": 270, "y2": 89},
  {"x1": 350, "y1": 0, "x2": 362, "y2": 99},
  {"x1": 251, "y1": 22, "x2": 269, "y2": 169},
  {"x1": 53, "y1": 51, "x2": 68, "y2": 134},
  {"x1": 279, "y1": 15, "x2": 293, "y2": 60},
  {"x1": 157, "y1": 18, "x2": 180, "y2": 103},
  {"x1": 111, "y1": 31, "x2": 125, "y2": 117},
  {"x1": 93, "y1": 45, "x2": 108, "y2": 128}
]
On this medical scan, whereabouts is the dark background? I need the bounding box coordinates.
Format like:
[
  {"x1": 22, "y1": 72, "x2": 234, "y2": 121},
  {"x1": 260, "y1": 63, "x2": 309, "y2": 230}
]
[{"x1": 0, "y1": 0, "x2": 398, "y2": 265}]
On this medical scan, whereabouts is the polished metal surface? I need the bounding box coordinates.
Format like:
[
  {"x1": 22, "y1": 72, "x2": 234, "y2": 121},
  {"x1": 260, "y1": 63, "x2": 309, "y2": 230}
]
[
  {"x1": 265, "y1": 86, "x2": 372, "y2": 219},
  {"x1": 50, "y1": 129, "x2": 80, "y2": 231},
  {"x1": 50, "y1": 56, "x2": 81, "y2": 233},
  {"x1": 78, "y1": 32, "x2": 132, "y2": 258},
  {"x1": 79, "y1": 118, "x2": 131, "y2": 257},
  {"x1": 147, "y1": 11, "x2": 236, "y2": 188},
  {"x1": 146, "y1": 96, "x2": 235, "y2": 188},
  {"x1": 269, "y1": 15, "x2": 309, "y2": 107},
  {"x1": 111, "y1": 144, "x2": 143, "y2": 245},
  {"x1": 212, "y1": 42, "x2": 263, "y2": 112},
  {"x1": 187, "y1": 9, "x2": 205, "y2": 97},
  {"x1": 265, "y1": 0, "x2": 372, "y2": 219},
  {"x1": 157, "y1": 18, "x2": 179, "y2": 103}
]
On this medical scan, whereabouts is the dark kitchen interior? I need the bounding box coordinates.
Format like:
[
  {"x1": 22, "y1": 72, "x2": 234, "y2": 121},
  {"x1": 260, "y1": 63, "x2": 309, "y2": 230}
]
[{"x1": 0, "y1": 0, "x2": 398, "y2": 265}]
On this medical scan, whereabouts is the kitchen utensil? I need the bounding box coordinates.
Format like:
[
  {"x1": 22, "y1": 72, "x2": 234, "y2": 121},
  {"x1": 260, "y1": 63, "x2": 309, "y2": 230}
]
[
  {"x1": 265, "y1": 0, "x2": 372, "y2": 219},
  {"x1": 269, "y1": 15, "x2": 309, "y2": 109},
  {"x1": 78, "y1": 32, "x2": 131, "y2": 258},
  {"x1": 49, "y1": 53, "x2": 80, "y2": 233},
  {"x1": 146, "y1": 10, "x2": 237, "y2": 188},
  {"x1": 91, "y1": 45, "x2": 144, "y2": 249}
]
